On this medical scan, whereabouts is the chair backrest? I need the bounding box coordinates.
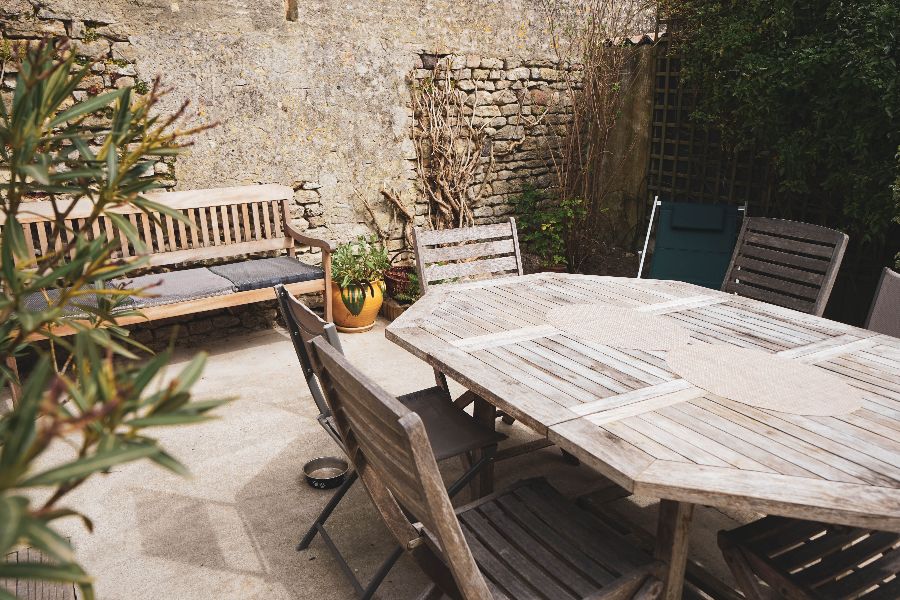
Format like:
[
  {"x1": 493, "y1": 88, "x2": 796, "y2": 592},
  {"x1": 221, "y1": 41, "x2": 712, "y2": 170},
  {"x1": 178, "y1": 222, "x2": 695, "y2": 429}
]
[
  {"x1": 307, "y1": 336, "x2": 492, "y2": 600},
  {"x1": 1, "y1": 184, "x2": 294, "y2": 267},
  {"x1": 413, "y1": 219, "x2": 523, "y2": 294},
  {"x1": 866, "y1": 267, "x2": 900, "y2": 337},
  {"x1": 647, "y1": 201, "x2": 743, "y2": 289},
  {"x1": 275, "y1": 284, "x2": 343, "y2": 420},
  {"x1": 721, "y1": 217, "x2": 848, "y2": 316}
]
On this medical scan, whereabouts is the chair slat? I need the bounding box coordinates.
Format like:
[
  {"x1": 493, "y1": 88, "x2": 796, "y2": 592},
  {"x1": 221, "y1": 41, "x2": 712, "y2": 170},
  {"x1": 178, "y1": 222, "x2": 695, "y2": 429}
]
[
  {"x1": 425, "y1": 255, "x2": 519, "y2": 282},
  {"x1": 176, "y1": 213, "x2": 188, "y2": 250},
  {"x1": 262, "y1": 201, "x2": 274, "y2": 239},
  {"x1": 164, "y1": 214, "x2": 176, "y2": 251},
  {"x1": 424, "y1": 238, "x2": 516, "y2": 263},
  {"x1": 153, "y1": 213, "x2": 165, "y2": 252},
  {"x1": 198, "y1": 207, "x2": 211, "y2": 247},
  {"x1": 240, "y1": 203, "x2": 251, "y2": 242},
  {"x1": 187, "y1": 209, "x2": 200, "y2": 247},
  {"x1": 209, "y1": 205, "x2": 220, "y2": 246},
  {"x1": 274, "y1": 199, "x2": 286, "y2": 237},
  {"x1": 418, "y1": 223, "x2": 515, "y2": 245},
  {"x1": 723, "y1": 217, "x2": 848, "y2": 316},
  {"x1": 250, "y1": 202, "x2": 262, "y2": 240},
  {"x1": 744, "y1": 231, "x2": 835, "y2": 259}
]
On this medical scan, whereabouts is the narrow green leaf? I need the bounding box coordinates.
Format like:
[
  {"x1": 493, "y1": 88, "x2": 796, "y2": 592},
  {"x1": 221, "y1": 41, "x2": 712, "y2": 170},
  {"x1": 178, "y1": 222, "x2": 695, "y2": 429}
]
[
  {"x1": 19, "y1": 445, "x2": 161, "y2": 487},
  {"x1": 49, "y1": 88, "x2": 127, "y2": 127},
  {"x1": 0, "y1": 562, "x2": 93, "y2": 584},
  {"x1": 171, "y1": 353, "x2": 207, "y2": 395},
  {"x1": 0, "y1": 496, "x2": 27, "y2": 555},
  {"x1": 147, "y1": 449, "x2": 190, "y2": 477},
  {"x1": 21, "y1": 517, "x2": 76, "y2": 562},
  {"x1": 126, "y1": 413, "x2": 215, "y2": 428}
]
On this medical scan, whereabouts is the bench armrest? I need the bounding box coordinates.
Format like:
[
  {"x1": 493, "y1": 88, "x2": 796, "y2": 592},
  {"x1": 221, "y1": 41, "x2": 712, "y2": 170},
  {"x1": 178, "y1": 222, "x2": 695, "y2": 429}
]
[{"x1": 284, "y1": 222, "x2": 336, "y2": 253}]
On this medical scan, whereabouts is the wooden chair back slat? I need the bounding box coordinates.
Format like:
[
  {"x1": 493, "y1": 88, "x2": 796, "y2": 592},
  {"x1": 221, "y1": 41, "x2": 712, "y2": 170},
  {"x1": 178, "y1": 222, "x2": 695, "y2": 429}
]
[
  {"x1": 307, "y1": 336, "x2": 491, "y2": 599},
  {"x1": 414, "y1": 218, "x2": 523, "y2": 294},
  {"x1": 209, "y1": 205, "x2": 221, "y2": 246},
  {"x1": 722, "y1": 217, "x2": 848, "y2": 316}
]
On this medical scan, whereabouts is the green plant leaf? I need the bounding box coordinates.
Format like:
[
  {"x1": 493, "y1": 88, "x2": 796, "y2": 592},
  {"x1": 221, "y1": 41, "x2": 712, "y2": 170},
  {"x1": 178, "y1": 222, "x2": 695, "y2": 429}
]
[
  {"x1": 21, "y1": 517, "x2": 76, "y2": 563},
  {"x1": 49, "y1": 88, "x2": 127, "y2": 128},
  {"x1": 0, "y1": 562, "x2": 93, "y2": 584},
  {"x1": 19, "y1": 445, "x2": 161, "y2": 487},
  {"x1": 0, "y1": 496, "x2": 27, "y2": 555}
]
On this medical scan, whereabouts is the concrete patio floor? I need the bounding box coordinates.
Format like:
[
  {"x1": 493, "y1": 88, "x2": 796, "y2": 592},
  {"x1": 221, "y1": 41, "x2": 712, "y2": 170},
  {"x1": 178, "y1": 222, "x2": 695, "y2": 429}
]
[{"x1": 12, "y1": 318, "x2": 752, "y2": 599}]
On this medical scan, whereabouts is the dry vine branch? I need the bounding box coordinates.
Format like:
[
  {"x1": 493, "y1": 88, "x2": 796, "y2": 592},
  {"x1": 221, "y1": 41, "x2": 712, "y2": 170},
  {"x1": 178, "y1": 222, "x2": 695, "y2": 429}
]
[
  {"x1": 542, "y1": 0, "x2": 656, "y2": 269},
  {"x1": 410, "y1": 57, "x2": 497, "y2": 230},
  {"x1": 357, "y1": 187, "x2": 415, "y2": 254}
]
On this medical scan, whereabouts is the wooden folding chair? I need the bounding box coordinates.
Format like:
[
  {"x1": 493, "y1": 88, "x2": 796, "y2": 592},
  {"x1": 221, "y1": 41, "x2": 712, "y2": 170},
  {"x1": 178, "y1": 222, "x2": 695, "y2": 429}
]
[
  {"x1": 275, "y1": 285, "x2": 504, "y2": 599},
  {"x1": 307, "y1": 334, "x2": 665, "y2": 600},
  {"x1": 412, "y1": 220, "x2": 522, "y2": 424},
  {"x1": 865, "y1": 267, "x2": 900, "y2": 337},
  {"x1": 722, "y1": 217, "x2": 848, "y2": 316},
  {"x1": 412, "y1": 218, "x2": 524, "y2": 294},
  {"x1": 719, "y1": 516, "x2": 900, "y2": 599}
]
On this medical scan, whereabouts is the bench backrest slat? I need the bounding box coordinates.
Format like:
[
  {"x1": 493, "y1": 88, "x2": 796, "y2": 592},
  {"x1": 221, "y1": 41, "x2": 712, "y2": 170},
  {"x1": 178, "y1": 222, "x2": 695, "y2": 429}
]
[{"x1": 4, "y1": 184, "x2": 294, "y2": 268}]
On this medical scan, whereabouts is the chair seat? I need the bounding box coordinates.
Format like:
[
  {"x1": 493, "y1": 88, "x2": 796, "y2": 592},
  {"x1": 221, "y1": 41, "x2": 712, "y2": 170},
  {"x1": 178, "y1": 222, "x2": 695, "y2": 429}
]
[
  {"x1": 719, "y1": 516, "x2": 900, "y2": 599},
  {"x1": 445, "y1": 478, "x2": 662, "y2": 600},
  {"x1": 209, "y1": 256, "x2": 323, "y2": 292},
  {"x1": 397, "y1": 386, "x2": 505, "y2": 460}
]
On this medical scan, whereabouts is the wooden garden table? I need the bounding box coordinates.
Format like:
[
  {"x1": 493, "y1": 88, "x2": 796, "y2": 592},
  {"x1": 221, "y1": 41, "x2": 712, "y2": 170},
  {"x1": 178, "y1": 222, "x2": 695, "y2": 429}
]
[{"x1": 385, "y1": 273, "x2": 900, "y2": 599}]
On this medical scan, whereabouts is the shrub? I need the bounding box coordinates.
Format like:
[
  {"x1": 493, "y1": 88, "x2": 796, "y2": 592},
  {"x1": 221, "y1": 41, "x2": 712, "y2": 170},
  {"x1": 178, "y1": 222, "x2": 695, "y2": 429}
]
[
  {"x1": 0, "y1": 40, "x2": 222, "y2": 596},
  {"x1": 513, "y1": 185, "x2": 586, "y2": 269},
  {"x1": 666, "y1": 0, "x2": 900, "y2": 243}
]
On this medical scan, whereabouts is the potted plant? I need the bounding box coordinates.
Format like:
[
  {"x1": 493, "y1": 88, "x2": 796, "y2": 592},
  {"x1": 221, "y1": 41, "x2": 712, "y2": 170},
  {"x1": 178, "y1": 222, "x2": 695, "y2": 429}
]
[{"x1": 330, "y1": 235, "x2": 391, "y2": 332}]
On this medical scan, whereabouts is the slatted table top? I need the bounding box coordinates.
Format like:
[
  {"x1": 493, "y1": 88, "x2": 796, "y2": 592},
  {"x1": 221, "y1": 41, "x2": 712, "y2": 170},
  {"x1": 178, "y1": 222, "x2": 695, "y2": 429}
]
[{"x1": 386, "y1": 273, "x2": 900, "y2": 532}]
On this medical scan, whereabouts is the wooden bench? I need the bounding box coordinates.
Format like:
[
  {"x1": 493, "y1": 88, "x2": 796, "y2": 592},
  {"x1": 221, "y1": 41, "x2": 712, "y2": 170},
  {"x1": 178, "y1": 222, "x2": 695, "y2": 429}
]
[{"x1": 5, "y1": 184, "x2": 334, "y2": 399}]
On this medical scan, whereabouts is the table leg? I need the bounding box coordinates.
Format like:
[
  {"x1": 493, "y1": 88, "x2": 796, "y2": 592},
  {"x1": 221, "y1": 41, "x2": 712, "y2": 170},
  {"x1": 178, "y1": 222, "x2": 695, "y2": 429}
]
[
  {"x1": 471, "y1": 395, "x2": 496, "y2": 498},
  {"x1": 654, "y1": 499, "x2": 694, "y2": 600}
]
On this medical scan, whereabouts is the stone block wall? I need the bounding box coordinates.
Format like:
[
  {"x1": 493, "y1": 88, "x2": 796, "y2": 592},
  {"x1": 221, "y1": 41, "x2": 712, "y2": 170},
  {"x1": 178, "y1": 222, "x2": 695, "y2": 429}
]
[
  {"x1": 0, "y1": 6, "x2": 178, "y2": 187},
  {"x1": 409, "y1": 53, "x2": 580, "y2": 229}
]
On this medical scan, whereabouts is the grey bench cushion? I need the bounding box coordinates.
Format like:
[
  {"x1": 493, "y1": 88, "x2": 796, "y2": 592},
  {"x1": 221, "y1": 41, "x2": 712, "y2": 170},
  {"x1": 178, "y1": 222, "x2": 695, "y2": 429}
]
[
  {"x1": 208, "y1": 257, "x2": 324, "y2": 292},
  {"x1": 24, "y1": 285, "x2": 135, "y2": 317},
  {"x1": 120, "y1": 268, "x2": 235, "y2": 308}
]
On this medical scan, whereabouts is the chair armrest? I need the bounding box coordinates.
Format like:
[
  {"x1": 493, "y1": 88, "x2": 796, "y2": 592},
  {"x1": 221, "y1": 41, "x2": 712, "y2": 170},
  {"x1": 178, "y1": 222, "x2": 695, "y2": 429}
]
[{"x1": 285, "y1": 222, "x2": 336, "y2": 253}]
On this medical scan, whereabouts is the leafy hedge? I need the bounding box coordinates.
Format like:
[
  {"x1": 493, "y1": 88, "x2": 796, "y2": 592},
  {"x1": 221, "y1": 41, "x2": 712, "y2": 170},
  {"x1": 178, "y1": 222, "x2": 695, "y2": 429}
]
[{"x1": 666, "y1": 0, "x2": 900, "y2": 243}]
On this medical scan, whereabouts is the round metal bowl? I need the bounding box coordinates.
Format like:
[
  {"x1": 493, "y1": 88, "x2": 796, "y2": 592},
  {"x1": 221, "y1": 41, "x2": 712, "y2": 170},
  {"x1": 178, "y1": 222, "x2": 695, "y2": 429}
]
[{"x1": 303, "y1": 456, "x2": 349, "y2": 490}]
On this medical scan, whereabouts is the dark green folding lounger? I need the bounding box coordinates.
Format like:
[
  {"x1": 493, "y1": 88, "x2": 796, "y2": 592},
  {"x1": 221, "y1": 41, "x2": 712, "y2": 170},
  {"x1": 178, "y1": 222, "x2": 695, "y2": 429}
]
[{"x1": 639, "y1": 199, "x2": 743, "y2": 290}]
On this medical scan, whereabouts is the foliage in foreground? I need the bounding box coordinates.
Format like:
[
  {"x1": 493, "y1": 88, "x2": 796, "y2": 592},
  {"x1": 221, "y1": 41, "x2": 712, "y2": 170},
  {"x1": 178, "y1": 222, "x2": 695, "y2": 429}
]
[
  {"x1": 665, "y1": 0, "x2": 900, "y2": 243},
  {"x1": 0, "y1": 40, "x2": 223, "y2": 597}
]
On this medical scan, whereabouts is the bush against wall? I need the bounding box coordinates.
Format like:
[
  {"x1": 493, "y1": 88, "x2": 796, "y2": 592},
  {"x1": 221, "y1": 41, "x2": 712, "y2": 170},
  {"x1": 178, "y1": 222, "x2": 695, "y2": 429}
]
[
  {"x1": 542, "y1": 0, "x2": 657, "y2": 270},
  {"x1": 664, "y1": 0, "x2": 900, "y2": 244}
]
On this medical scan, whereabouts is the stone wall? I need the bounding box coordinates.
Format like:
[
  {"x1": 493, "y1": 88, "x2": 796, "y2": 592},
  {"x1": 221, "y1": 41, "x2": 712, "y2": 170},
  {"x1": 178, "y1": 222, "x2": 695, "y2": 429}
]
[
  {"x1": 409, "y1": 53, "x2": 579, "y2": 230},
  {"x1": 1, "y1": 0, "x2": 654, "y2": 342},
  {"x1": 1, "y1": 5, "x2": 178, "y2": 187}
]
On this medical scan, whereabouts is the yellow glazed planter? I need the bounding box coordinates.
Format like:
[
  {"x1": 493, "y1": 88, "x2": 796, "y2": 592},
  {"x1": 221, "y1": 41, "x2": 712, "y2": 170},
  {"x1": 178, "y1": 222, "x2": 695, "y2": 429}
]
[{"x1": 331, "y1": 280, "x2": 384, "y2": 333}]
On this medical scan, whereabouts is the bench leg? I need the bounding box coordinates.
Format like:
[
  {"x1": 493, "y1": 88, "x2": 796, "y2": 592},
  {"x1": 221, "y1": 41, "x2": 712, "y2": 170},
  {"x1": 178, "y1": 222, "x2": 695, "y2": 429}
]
[
  {"x1": 5, "y1": 355, "x2": 20, "y2": 407},
  {"x1": 323, "y1": 251, "x2": 334, "y2": 323}
]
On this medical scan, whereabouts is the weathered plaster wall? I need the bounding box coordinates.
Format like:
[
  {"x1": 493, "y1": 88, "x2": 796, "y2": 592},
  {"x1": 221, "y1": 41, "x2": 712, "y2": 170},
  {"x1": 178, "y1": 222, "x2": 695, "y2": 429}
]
[{"x1": 3, "y1": 0, "x2": 567, "y2": 248}]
